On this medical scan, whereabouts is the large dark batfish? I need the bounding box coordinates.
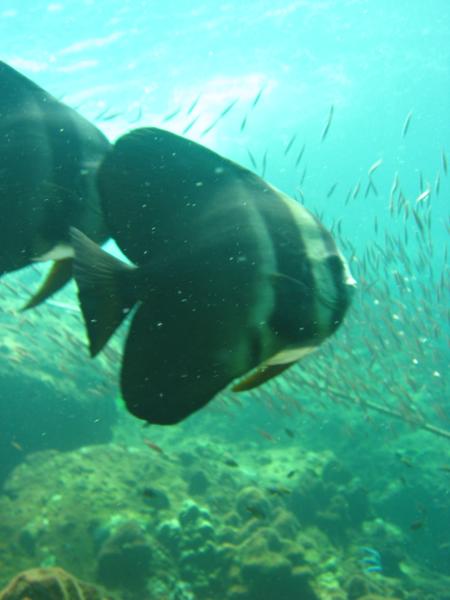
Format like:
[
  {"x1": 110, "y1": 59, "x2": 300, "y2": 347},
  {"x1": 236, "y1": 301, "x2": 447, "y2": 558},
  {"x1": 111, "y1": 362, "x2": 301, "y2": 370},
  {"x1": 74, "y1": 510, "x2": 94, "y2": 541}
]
[
  {"x1": 71, "y1": 127, "x2": 355, "y2": 425},
  {"x1": 0, "y1": 61, "x2": 110, "y2": 307}
]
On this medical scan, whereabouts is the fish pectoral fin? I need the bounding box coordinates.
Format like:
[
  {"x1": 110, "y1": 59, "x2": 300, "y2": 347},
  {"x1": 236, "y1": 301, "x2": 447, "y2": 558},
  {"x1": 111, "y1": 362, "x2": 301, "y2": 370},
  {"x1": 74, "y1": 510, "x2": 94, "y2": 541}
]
[
  {"x1": 22, "y1": 258, "x2": 73, "y2": 310},
  {"x1": 70, "y1": 227, "x2": 138, "y2": 357},
  {"x1": 270, "y1": 271, "x2": 310, "y2": 293},
  {"x1": 232, "y1": 361, "x2": 296, "y2": 392}
]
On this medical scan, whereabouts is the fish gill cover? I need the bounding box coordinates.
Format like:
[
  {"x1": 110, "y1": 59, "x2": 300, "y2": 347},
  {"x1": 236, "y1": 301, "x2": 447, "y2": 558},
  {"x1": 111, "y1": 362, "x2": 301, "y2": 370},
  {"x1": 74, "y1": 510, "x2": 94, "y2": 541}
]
[{"x1": 0, "y1": 1, "x2": 449, "y2": 600}]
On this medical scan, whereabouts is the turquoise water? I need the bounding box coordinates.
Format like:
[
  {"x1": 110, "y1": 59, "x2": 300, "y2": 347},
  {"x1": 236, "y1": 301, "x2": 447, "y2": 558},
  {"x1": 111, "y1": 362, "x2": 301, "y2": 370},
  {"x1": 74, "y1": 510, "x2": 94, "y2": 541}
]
[{"x1": 0, "y1": 2, "x2": 449, "y2": 599}]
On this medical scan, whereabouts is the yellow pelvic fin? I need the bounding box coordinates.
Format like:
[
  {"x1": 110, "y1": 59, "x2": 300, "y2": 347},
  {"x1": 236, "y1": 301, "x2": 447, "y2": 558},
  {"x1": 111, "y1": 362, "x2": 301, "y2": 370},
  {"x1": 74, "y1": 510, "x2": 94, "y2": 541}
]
[
  {"x1": 232, "y1": 361, "x2": 296, "y2": 392},
  {"x1": 32, "y1": 243, "x2": 74, "y2": 262},
  {"x1": 22, "y1": 258, "x2": 73, "y2": 310}
]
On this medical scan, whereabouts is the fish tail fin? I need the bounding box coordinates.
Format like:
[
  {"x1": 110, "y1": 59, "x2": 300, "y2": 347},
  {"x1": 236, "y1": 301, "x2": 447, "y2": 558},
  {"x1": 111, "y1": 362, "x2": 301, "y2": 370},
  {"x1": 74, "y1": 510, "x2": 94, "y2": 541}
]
[{"x1": 70, "y1": 227, "x2": 138, "y2": 356}]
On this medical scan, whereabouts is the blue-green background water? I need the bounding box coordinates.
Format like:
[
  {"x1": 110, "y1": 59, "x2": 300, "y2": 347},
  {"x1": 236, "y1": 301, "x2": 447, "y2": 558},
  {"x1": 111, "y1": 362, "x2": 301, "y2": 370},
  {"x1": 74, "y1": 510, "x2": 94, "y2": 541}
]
[
  {"x1": 0, "y1": 1, "x2": 449, "y2": 599},
  {"x1": 3, "y1": 0, "x2": 449, "y2": 251}
]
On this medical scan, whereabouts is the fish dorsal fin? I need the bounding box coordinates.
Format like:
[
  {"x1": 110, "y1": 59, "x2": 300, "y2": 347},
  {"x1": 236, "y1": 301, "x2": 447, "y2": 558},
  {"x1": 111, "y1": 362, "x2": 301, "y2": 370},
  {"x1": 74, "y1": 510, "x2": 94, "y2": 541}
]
[
  {"x1": 70, "y1": 227, "x2": 138, "y2": 356},
  {"x1": 22, "y1": 258, "x2": 73, "y2": 310}
]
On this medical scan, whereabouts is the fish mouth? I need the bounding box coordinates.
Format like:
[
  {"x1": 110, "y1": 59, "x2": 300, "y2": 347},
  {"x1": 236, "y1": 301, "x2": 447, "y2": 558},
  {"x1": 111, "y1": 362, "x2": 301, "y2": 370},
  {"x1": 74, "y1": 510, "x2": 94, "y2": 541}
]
[{"x1": 344, "y1": 267, "x2": 357, "y2": 289}]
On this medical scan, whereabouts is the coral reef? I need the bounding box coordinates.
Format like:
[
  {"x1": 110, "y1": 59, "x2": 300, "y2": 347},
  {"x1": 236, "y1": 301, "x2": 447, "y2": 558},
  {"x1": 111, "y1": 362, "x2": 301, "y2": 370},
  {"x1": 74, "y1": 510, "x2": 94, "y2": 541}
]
[
  {"x1": 0, "y1": 438, "x2": 449, "y2": 599},
  {"x1": 97, "y1": 521, "x2": 152, "y2": 589}
]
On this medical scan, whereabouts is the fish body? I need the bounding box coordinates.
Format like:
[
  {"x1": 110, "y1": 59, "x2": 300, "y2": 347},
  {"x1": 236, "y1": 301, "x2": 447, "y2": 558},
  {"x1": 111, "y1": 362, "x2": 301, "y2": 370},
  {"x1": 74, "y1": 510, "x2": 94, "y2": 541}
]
[
  {"x1": 0, "y1": 61, "x2": 110, "y2": 302},
  {"x1": 415, "y1": 189, "x2": 431, "y2": 204},
  {"x1": 368, "y1": 159, "x2": 383, "y2": 177},
  {"x1": 284, "y1": 133, "x2": 297, "y2": 156},
  {"x1": 71, "y1": 127, "x2": 355, "y2": 425},
  {"x1": 359, "y1": 546, "x2": 383, "y2": 574},
  {"x1": 267, "y1": 486, "x2": 291, "y2": 497},
  {"x1": 402, "y1": 110, "x2": 413, "y2": 138},
  {"x1": 295, "y1": 144, "x2": 306, "y2": 168},
  {"x1": 252, "y1": 84, "x2": 266, "y2": 108},
  {"x1": 442, "y1": 149, "x2": 448, "y2": 175},
  {"x1": 186, "y1": 95, "x2": 201, "y2": 116},
  {"x1": 201, "y1": 99, "x2": 238, "y2": 137},
  {"x1": 143, "y1": 438, "x2": 164, "y2": 455},
  {"x1": 321, "y1": 105, "x2": 334, "y2": 141}
]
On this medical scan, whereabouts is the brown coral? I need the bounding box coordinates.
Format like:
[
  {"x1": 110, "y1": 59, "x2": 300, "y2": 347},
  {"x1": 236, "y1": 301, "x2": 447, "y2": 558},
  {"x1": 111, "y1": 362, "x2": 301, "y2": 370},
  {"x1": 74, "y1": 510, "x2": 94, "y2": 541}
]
[{"x1": 0, "y1": 567, "x2": 112, "y2": 600}]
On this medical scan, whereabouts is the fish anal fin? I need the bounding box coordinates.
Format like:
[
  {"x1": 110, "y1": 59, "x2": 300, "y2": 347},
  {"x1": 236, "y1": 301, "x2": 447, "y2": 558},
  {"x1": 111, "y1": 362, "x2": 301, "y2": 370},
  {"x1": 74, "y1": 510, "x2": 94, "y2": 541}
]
[
  {"x1": 22, "y1": 258, "x2": 73, "y2": 310},
  {"x1": 70, "y1": 227, "x2": 138, "y2": 356},
  {"x1": 121, "y1": 302, "x2": 240, "y2": 425}
]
